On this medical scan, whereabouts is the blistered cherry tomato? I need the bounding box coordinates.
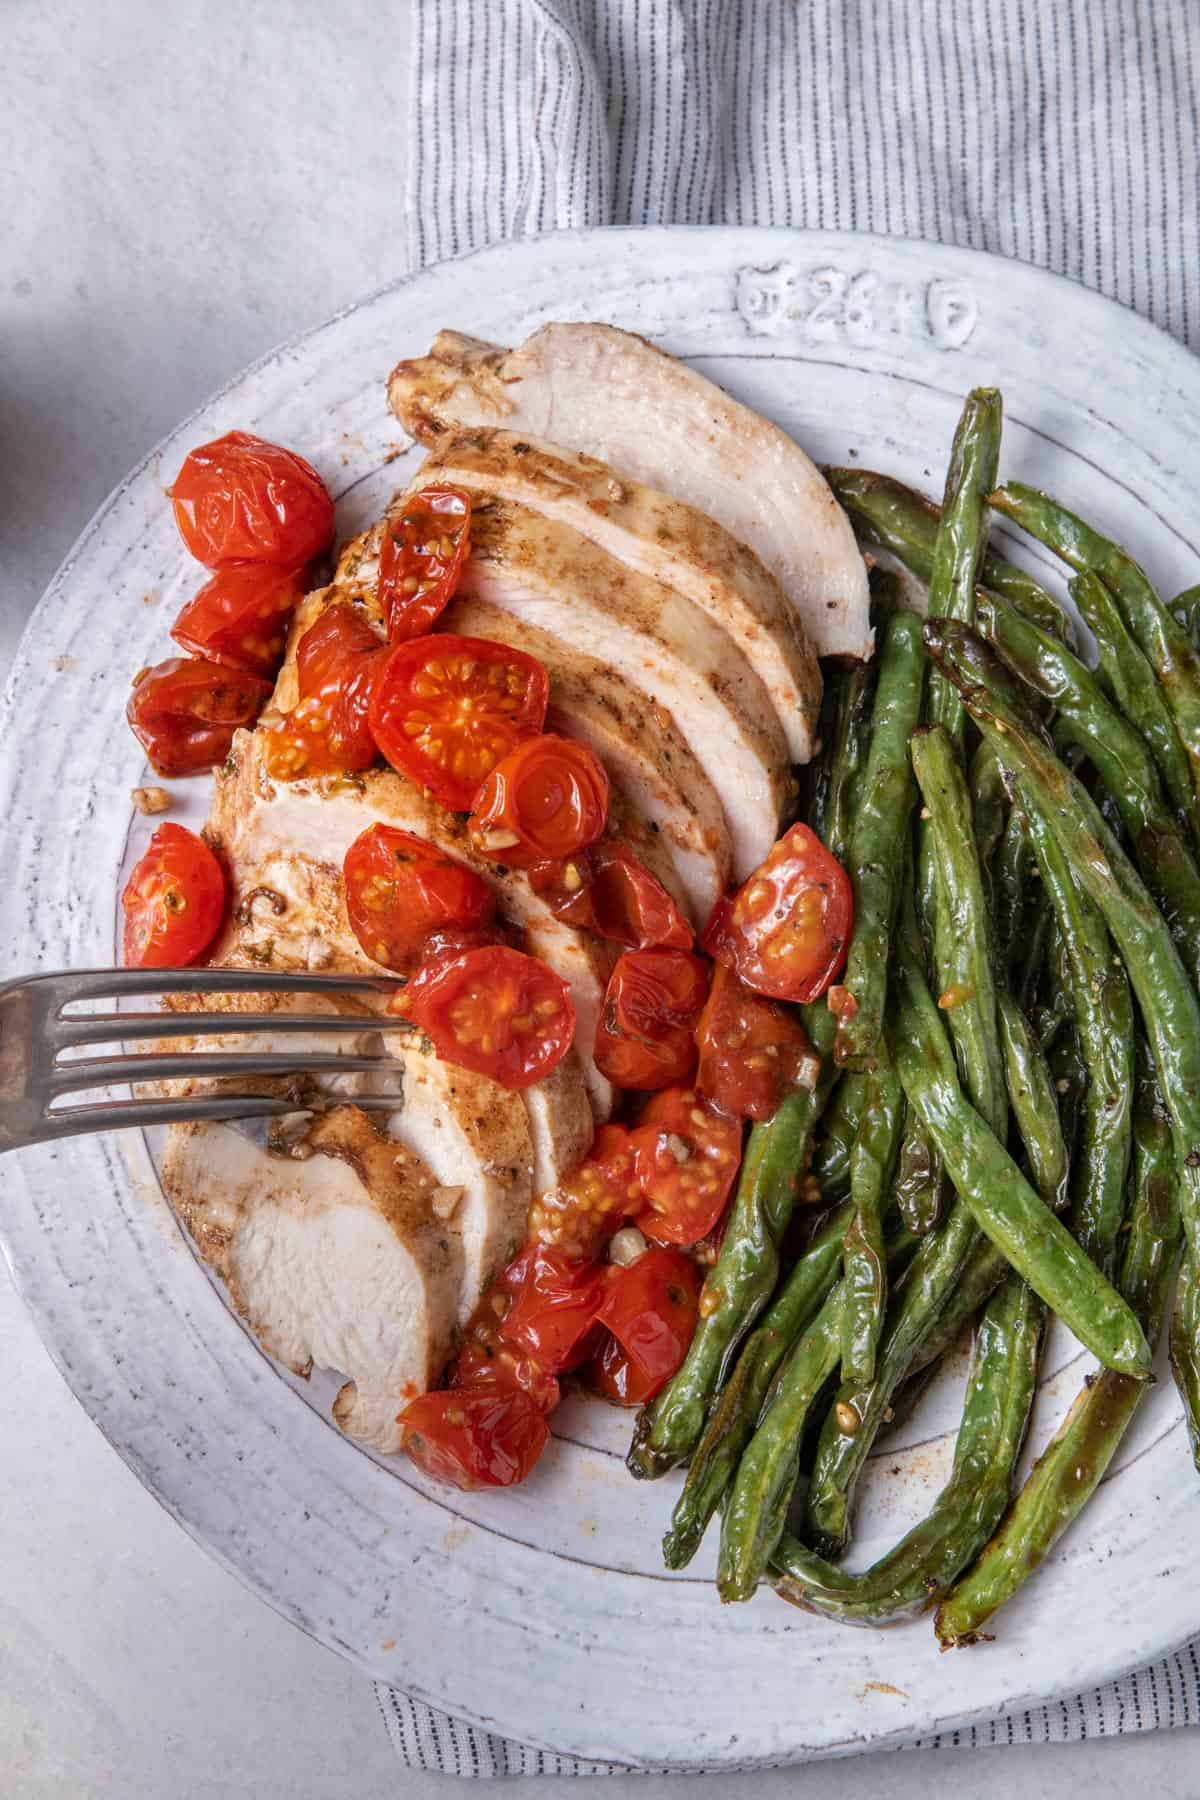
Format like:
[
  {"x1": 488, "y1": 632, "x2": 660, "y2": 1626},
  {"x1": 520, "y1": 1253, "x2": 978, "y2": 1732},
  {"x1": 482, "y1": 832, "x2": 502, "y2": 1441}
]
[
  {"x1": 378, "y1": 486, "x2": 471, "y2": 641},
  {"x1": 261, "y1": 603, "x2": 384, "y2": 780},
  {"x1": 404, "y1": 944, "x2": 575, "y2": 1089},
  {"x1": 170, "y1": 563, "x2": 306, "y2": 676},
  {"x1": 370, "y1": 634, "x2": 549, "y2": 810},
  {"x1": 588, "y1": 1333, "x2": 659, "y2": 1407},
  {"x1": 595, "y1": 1246, "x2": 701, "y2": 1396},
  {"x1": 630, "y1": 1086, "x2": 742, "y2": 1246},
  {"x1": 170, "y1": 431, "x2": 334, "y2": 568},
  {"x1": 497, "y1": 1244, "x2": 607, "y2": 1374},
  {"x1": 470, "y1": 734, "x2": 609, "y2": 867},
  {"x1": 594, "y1": 948, "x2": 709, "y2": 1090},
  {"x1": 695, "y1": 962, "x2": 816, "y2": 1121},
  {"x1": 701, "y1": 823, "x2": 852, "y2": 1004},
  {"x1": 399, "y1": 1384, "x2": 549, "y2": 1490},
  {"x1": 127, "y1": 656, "x2": 271, "y2": 776},
  {"x1": 121, "y1": 823, "x2": 226, "y2": 967},
  {"x1": 342, "y1": 824, "x2": 495, "y2": 972},
  {"x1": 529, "y1": 838, "x2": 693, "y2": 950},
  {"x1": 450, "y1": 1334, "x2": 561, "y2": 1414}
]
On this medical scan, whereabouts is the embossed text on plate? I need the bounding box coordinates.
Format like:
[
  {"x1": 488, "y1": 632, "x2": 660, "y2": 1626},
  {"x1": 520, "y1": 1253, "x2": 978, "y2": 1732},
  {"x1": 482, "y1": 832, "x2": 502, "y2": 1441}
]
[{"x1": 735, "y1": 262, "x2": 978, "y2": 351}]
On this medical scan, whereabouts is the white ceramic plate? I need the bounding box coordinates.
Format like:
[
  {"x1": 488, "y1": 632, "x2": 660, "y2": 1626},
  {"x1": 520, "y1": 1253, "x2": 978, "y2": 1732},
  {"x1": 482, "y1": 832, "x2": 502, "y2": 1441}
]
[{"x1": 4, "y1": 228, "x2": 1200, "y2": 1771}]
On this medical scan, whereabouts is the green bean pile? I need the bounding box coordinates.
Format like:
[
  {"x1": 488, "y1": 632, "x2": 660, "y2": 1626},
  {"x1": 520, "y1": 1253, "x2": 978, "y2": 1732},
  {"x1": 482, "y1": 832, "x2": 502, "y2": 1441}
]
[{"x1": 627, "y1": 388, "x2": 1200, "y2": 1645}]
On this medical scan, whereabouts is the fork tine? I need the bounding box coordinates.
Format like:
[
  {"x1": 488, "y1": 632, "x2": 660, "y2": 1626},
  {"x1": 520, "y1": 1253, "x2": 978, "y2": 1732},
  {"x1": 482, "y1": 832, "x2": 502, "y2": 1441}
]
[
  {"x1": 48, "y1": 1050, "x2": 401, "y2": 1095},
  {"x1": 48, "y1": 968, "x2": 398, "y2": 1008},
  {"x1": 56, "y1": 1012, "x2": 394, "y2": 1045},
  {"x1": 39, "y1": 1090, "x2": 404, "y2": 1141}
]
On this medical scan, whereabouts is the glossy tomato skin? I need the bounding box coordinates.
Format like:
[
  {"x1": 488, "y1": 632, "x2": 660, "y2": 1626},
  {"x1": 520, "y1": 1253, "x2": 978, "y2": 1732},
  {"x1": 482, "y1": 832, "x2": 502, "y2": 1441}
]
[
  {"x1": 470, "y1": 735, "x2": 609, "y2": 867},
  {"x1": 529, "y1": 838, "x2": 693, "y2": 950},
  {"x1": 595, "y1": 1246, "x2": 701, "y2": 1396},
  {"x1": 121, "y1": 822, "x2": 226, "y2": 967},
  {"x1": 695, "y1": 962, "x2": 816, "y2": 1121},
  {"x1": 342, "y1": 824, "x2": 495, "y2": 972},
  {"x1": 405, "y1": 944, "x2": 576, "y2": 1090},
  {"x1": 701, "y1": 823, "x2": 852, "y2": 1004},
  {"x1": 369, "y1": 634, "x2": 549, "y2": 811},
  {"x1": 594, "y1": 948, "x2": 710, "y2": 1090},
  {"x1": 589, "y1": 1333, "x2": 659, "y2": 1407},
  {"x1": 170, "y1": 563, "x2": 305, "y2": 677},
  {"x1": 261, "y1": 603, "x2": 384, "y2": 779},
  {"x1": 378, "y1": 486, "x2": 471, "y2": 641},
  {"x1": 450, "y1": 1336, "x2": 562, "y2": 1413},
  {"x1": 170, "y1": 431, "x2": 334, "y2": 568},
  {"x1": 497, "y1": 1244, "x2": 607, "y2": 1374},
  {"x1": 127, "y1": 656, "x2": 272, "y2": 776},
  {"x1": 399, "y1": 1384, "x2": 549, "y2": 1490},
  {"x1": 630, "y1": 1086, "x2": 743, "y2": 1246}
]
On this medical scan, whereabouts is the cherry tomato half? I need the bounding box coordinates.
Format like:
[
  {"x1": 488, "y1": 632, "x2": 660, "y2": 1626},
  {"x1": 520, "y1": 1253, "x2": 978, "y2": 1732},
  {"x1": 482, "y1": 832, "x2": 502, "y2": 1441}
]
[
  {"x1": 170, "y1": 431, "x2": 334, "y2": 568},
  {"x1": 399, "y1": 1383, "x2": 549, "y2": 1490},
  {"x1": 370, "y1": 634, "x2": 550, "y2": 811},
  {"x1": 470, "y1": 734, "x2": 610, "y2": 867},
  {"x1": 342, "y1": 824, "x2": 495, "y2": 972},
  {"x1": 630, "y1": 1086, "x2": 742, "y2": 1246},
  {"x1": 261, "y1": 603, "x2": 384, "y2": 780},
  {"x1": 529, "y1": 838, "x2": 693, "y2": 950},
  {"x1": 497, "y1": 1244, "x2": 607, "y2": 1374},
  {"x1": 405, "y1": 944, "x2": 576, "y2": 1090},
  {"x1": 595, "y1": 1246, "x2": 701, "y2": 1396},
  {"x1": 594, "y1": 948, "x2": 709, "y2": 1091},
  {"x1": 450, "y1": 1337, "x2": 561, "y2": 1413},
  {"x1": 588, "y1": 1332, "x2": 660, "y2": 1407},
  {"x1": 121, "y1": 822, "x2": 226, "y2": 967},
  {"x1": 170, "y1": 562, "x2": 306, "y2": 677},
  {"x1": 378, "y1": 486, "x2": 471, "y2": 641},
  {"x1": 127, "y1": 656, "x2": 271, "y2": 777},
  {"x1": 695, "y1": 962, "x2": 816, "y2": 1121},
  {"x1": 701, "y1": 823, "x2": 852, "y2": 1004},
  {"x1": 527, "y1": 1123, "x2": 643, "y2": 1258}
]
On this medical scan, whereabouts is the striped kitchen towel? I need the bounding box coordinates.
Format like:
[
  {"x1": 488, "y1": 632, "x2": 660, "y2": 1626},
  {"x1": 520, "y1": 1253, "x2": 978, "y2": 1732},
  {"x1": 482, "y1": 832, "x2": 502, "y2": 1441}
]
[{"x1": 381, "y1": 0, "x2": 1200, "y2": 1772}]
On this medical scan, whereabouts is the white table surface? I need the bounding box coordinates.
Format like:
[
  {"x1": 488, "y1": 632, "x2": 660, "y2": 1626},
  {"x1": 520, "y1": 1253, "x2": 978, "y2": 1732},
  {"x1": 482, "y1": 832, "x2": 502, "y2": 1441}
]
[{"x1": 4, "y1": 4, "x2": 1199, "y2": 1795}]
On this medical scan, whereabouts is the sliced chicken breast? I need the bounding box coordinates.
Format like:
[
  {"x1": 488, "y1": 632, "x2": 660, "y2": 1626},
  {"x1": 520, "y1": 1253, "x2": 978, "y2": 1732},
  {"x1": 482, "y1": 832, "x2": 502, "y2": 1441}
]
[
  {"x1": 453, "y1": 499, "x2": 792, "y2": 878},
  {"x1": 321, "y1": 529, "x2": 729, "y2": 923},
  {"x1": 444, "y1": 593, "x2": 729, "y2": 923},
  {"x1": 377, "y1": 1030, "x2": 532, "y2": 1324},
  {"x1": 387, "y1": 323, "x2": 871, "y2": 660},
  {"x1": 207, "y1": 728, "x2": 617, "y2": 1120},
  {"x1": 421, "y1": 429, "x2": 821, "y2": 761},
  {"x1": 164, "y1": 1110, "x2": 461, "y2": 1453}
]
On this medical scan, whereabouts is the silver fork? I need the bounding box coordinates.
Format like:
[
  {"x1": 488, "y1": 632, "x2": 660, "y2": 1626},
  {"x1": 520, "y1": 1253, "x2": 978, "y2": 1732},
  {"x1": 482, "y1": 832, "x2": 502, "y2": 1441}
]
[{"x1": 0, "y1": 968, "x2": 407, "y2": 1151}]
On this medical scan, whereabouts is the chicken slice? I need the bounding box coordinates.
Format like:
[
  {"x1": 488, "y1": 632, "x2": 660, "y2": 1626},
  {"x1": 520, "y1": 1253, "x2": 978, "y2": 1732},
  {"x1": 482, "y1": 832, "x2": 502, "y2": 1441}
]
[
  {"x1": 444, "y1": 593, "x2": 728, "y2": 923},
  {"x1": 454, "y1": 498, "x2": 792, "y2": 878},
  {"x1": 375, "y1": 1031, "x2": 532, "y2": 1324},
  {"x1": 163, "y1": 1109, "x2": 462, "y2": 1453},
  {"x1": 207, "y1": 728, "x2": 617, "y2": 1120},
  {"x1": 387, "y1": 323, "x2": 871, "y2": 660},
  {"x1": 421, "y1": 429, "x2": 821, "y2": 762},
  {"x1": 319, "y1": 529, "x2": 728, "y2": 924}
]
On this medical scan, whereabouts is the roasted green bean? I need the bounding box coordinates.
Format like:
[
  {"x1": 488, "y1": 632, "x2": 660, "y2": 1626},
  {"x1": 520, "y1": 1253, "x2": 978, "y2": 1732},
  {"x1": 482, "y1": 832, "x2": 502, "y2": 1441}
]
[
  {"x1": 771, "y1": 1272, "x2": 1042, "y2": 1624},
  {"x1": 825, "y1": 466, "x2": 1069, "y2": 640},
  {"x1": 981, "y1": 594, "x2": 1200, "y2": 989},
  {"x1": 842, "y1": 1054, "x2": 903, "y2": 1383},
  {"x1": 936, "y1": 1050, "x2": 1179, "y2": 1645},
  {"x1": 926, "y1": 389, "x2": 1003, "y2": 747},
  {"x1": 928, "y1": 620, "x2": 1200, "y2": 1453},
  {"x1": 833, "y1": 608, "x2": 926, "y2": 1069},
  {"x1": 992, "y1": 482, "x2": 1200, "y2": 810},
  {"x1": 1069, "y1": 570, "x2": 1195, "y2": 834}
]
